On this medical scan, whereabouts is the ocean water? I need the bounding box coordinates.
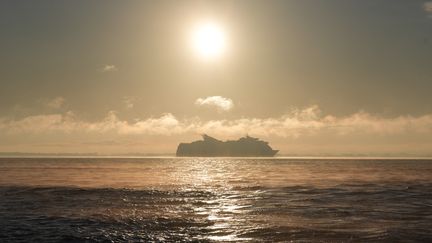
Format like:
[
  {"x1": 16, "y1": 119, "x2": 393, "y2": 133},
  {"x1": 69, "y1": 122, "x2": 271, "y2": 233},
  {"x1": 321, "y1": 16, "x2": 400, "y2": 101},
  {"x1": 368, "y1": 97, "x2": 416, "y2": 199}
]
[{"x1": 0, "y1": 158, "x2": 431, "y2": 242}]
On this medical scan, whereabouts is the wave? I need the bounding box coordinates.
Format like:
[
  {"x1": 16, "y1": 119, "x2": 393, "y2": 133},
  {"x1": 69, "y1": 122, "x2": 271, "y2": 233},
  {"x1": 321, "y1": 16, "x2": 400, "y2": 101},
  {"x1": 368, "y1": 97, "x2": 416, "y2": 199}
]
[{"x1": 1, "y1": 183, "x2": 431, "y2": 242}]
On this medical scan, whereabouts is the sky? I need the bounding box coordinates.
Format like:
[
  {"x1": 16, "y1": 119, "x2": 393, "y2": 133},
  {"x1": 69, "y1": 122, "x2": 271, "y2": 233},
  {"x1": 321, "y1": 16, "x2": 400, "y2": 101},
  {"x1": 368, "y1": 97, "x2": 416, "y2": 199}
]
[{"x1": 1, "y1": 0, "x2": 432, "y2": 156}]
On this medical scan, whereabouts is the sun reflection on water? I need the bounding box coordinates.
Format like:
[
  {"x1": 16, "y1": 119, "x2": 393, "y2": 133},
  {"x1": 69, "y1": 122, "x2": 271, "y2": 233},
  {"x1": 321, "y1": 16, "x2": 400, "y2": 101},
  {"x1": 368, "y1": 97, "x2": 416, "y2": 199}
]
[{"x1": 169, "y1": 158, "x2": 263, "y2": 241}]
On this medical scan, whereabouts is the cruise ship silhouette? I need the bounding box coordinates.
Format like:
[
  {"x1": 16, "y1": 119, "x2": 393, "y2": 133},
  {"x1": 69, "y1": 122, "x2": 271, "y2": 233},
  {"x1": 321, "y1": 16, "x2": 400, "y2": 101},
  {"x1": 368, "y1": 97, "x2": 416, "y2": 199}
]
[{"x1": 176, "y1": 134, "x2": 278, "y2": 157}]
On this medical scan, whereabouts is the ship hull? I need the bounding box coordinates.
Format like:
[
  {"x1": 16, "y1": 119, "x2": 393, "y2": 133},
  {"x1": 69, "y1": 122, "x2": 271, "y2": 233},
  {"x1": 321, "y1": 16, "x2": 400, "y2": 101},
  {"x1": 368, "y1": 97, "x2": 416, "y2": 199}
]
[{"x1": 176, "y1": 136, "x2": 279, "y2": 157}]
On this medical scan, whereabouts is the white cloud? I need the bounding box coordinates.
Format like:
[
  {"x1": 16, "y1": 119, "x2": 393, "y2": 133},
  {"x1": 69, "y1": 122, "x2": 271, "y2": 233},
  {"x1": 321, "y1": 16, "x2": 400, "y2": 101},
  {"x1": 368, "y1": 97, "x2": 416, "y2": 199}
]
[
  {"x1": 424, "y1": 2, "x2": 432, "y2": 14},
  {"x1": 1, "y1": 106, "x2": 432, "y2": 140},
  {"x1": 195, "y1": 96, "x2": 234, "y2": 111},
  {"x1": 99, "y1": 65, "x2": 118, "y2": 72},
  {"x1": 45, "y1": 97, "x2": 65, "y2": 109}
]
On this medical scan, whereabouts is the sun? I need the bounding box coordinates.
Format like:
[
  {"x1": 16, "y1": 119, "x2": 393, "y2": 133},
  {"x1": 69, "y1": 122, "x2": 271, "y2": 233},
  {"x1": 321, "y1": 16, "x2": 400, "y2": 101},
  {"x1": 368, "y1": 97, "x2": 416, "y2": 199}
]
[{"x1": 191, "y1": 22, "x2": 227, "y2": 60}]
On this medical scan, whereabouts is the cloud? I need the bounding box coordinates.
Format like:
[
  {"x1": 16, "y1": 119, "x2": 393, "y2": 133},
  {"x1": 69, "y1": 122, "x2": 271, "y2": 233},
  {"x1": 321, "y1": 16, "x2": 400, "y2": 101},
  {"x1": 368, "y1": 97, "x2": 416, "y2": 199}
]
[
  {"x1": 99, "y1": 65, "x2": 118, "y2": 72},
  {"x1": 0, "y1": 111, "x2": 187, "y2": 136},
  {"x1": 195, "y1": 96, "x2": 234, "y2": 111},
  {"x1": 2, "y1": 106, "x2": 432, "y2": 155},
  {"x1": 123, "y1": 96, "x2": 138, "y2": 110},
  {"x1": 1, "y1": 106, "x2": 432, "y2": 140},
  {"x1": 424, "y1": 2, "x2": 432, "y2": 13},
  {"x1": 45, "y1": 97, "x2": 65, "y2": 109}
]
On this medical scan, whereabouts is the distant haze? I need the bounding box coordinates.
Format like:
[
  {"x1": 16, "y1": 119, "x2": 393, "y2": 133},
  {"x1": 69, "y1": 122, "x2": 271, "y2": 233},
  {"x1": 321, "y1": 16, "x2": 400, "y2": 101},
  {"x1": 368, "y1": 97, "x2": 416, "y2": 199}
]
[{"x1": 1, "y1": 1, "x2": 432, "y2": 156}]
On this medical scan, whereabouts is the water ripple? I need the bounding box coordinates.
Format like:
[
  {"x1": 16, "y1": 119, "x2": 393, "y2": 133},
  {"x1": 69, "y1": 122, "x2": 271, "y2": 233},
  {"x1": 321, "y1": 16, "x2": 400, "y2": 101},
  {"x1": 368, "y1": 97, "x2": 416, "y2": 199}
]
[{"x1": 0, "y1": 158, "x2": 431, "y2": 242}]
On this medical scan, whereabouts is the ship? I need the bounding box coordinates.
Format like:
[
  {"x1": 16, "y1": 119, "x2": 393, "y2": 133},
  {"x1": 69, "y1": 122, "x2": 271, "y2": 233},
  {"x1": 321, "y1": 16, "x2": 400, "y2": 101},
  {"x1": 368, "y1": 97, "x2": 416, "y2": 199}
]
[{"x1": 176, "y1": 134, "x2": 278, "y2": 157}]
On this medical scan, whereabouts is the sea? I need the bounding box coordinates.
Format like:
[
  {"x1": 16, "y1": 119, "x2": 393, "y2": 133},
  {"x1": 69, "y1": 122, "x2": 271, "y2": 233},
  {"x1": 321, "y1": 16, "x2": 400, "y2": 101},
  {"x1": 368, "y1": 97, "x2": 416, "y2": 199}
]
[{"x1": 0, "y1": 157, "x2": 431, "y2": 242}]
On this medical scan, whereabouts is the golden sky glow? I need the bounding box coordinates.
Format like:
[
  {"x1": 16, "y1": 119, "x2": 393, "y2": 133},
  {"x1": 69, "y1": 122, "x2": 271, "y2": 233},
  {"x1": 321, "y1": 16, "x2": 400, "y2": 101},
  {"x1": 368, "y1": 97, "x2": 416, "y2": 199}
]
[{"x1": 1, "y1": 1, "x2": 432, "y2": 156}]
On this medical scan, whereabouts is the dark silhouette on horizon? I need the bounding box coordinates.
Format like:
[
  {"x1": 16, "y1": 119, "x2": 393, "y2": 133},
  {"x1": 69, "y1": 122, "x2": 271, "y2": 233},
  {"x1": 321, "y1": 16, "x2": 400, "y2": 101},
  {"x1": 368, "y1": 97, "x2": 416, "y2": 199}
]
[{"x1": 176, "y1": 134, "x2": 278, "y2": 157}]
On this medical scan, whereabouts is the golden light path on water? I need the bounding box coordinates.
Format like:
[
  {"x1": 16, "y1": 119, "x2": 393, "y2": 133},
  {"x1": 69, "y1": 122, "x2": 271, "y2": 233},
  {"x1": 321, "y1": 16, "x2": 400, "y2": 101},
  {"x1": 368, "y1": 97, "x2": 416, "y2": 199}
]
[
  {"x1": 4, "y1": 157, "x2": 429, "y2": 189},
  {"x1": 0, "y1": 157, "x2": 431, "y2": 241}
]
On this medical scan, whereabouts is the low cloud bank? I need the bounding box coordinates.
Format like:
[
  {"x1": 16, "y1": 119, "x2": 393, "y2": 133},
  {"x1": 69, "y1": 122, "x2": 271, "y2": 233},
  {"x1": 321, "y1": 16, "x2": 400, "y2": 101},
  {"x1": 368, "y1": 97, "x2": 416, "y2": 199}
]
[{"x1": 1, "y1": 106, "x2": 432, "y2": 138}]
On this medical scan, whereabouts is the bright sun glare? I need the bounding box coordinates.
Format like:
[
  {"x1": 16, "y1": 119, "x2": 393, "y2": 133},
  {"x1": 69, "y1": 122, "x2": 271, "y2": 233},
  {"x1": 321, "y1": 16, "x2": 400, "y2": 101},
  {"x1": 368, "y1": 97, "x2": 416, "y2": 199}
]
[{"x1": 191, "y1": 22, "x2": 227, "y2": 59}]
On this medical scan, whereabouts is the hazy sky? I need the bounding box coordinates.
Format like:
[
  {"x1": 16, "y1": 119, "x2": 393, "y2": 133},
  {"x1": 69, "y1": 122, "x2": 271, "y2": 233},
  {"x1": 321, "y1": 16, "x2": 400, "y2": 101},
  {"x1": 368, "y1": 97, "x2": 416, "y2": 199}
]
[{"x1": 1, "y1": 0, "x2": 432, "y2": 155}]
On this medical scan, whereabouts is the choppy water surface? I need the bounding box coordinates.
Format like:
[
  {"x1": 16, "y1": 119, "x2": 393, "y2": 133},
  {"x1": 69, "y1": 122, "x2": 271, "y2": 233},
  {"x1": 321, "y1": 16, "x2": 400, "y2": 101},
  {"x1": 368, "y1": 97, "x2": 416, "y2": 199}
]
[{"x1": 0, "y1": 158, "x2": 431, "y2": 242}]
